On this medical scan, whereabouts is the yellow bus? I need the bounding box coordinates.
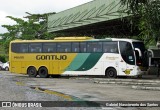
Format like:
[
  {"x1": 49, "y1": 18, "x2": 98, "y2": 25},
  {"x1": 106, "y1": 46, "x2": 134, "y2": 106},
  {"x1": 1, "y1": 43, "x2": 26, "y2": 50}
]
[{"x1": 9, "y1": 37, "x2": 148, "y2": 78}]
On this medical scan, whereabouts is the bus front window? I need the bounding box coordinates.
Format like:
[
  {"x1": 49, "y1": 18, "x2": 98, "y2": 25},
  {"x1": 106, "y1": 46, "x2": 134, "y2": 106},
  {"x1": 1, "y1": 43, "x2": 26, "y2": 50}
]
[{"x1": 119, "y1": 41, "x2": 135, "y2": 65}]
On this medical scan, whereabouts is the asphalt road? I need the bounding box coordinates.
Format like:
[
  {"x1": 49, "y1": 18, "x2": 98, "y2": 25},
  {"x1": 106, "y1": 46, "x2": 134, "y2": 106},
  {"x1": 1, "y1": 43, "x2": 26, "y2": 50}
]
[{"x1": 0, "y1": 71, "x2": 160, "y2": 110}]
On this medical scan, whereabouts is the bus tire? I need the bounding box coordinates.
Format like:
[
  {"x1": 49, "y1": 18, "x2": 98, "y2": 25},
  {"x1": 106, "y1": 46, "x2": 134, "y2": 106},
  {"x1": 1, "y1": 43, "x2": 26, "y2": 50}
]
[
  {"x1": 38, "y1": 67, "x2": 49, "y2": 78},
  {"x1": 27, "y1": 66, "x2": 37, "y2": 77},
  {"x1": 106, "y1": 68, "x2": 117, "y2": 78}
]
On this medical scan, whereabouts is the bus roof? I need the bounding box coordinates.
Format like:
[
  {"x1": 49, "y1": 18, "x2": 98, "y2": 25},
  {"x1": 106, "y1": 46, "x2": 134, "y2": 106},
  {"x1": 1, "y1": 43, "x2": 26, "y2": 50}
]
[
  {"x1": 54, "y1": 37, "x2": 93, "y2": 40},
  {"x1": 10, "y1": 37, "x2": 142, "y2": 43},
  {"x1": 110, "y1": 38, "x2": 142, "y2": 43},
  {"x1": 10, "y1": 37, "x2": 93, "y2": 43}
]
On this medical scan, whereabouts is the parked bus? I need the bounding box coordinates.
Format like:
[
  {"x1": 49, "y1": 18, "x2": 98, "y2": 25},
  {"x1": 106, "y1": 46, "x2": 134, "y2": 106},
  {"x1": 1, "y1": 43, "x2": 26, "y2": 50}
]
[{"x1": 9, "y1": 37, "x2": 148, "y2": 78}]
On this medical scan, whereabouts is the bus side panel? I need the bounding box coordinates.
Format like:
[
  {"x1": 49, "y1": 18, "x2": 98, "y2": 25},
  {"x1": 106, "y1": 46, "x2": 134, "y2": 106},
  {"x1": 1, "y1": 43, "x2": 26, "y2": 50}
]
[
  {"x1": 63, "y1": 53, "x2": 103, "y2": 75},
  {"x1": 50, "y1": 61, "x2": 59, "y2": 74},
  {"x1": 21, "y1": 62, "x2": 27, "y2": 74},
  {"x1": 103, "y1": 53, "x2": 120, "y2": 75},
  {"x1": 58, "y1": 53, "x2": 77, "y2": 74},
  {"x1": 11, "y1": 62, "x2": 22, "y2": 74},
  {"x1": 59, "y1": 61, "x2": 71, "y2": 74},
  {"x1": 47, "y1": 53, "x2": 77, "y2": 75}
]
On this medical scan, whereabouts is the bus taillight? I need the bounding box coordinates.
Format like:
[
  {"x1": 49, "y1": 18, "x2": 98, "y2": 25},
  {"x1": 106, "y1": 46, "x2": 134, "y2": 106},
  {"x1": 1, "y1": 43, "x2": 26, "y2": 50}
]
[{"x1": 137, "y1": 61, "x2": 142, "y2": 65}]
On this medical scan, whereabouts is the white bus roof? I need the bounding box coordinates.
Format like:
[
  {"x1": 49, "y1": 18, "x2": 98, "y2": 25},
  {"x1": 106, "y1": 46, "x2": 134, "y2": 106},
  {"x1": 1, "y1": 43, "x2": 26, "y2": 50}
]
[{"x1": 109, "y1": 38, "x2": 143, "y2": 43}]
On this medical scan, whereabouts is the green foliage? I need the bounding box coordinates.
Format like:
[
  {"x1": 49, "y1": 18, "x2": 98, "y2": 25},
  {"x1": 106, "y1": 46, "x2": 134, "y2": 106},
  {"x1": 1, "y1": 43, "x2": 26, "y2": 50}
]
[
  {"x1": 121, "y1": 0, "x2": 160, "y2": 46},
  {"x1": 0, "y1": 55, "x2": 6, "y2": 63},
  {"x1": 0, "y1": 12, "x2": 56, "y2": 55},
  {"x1": 120, "y1": 0, "x2": 149, "y2": 14}
]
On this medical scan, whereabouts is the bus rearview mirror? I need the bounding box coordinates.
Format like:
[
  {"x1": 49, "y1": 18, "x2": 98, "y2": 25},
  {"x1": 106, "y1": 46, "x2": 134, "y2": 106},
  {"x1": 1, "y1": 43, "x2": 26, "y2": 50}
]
[{"x1": 135, "y1": 48, "x2": 142, "y2": 57}]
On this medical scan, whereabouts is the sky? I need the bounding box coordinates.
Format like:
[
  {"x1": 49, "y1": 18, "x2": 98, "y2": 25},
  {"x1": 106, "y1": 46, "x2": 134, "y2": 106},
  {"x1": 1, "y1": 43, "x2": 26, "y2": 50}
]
[{"x1": 0, "y1": 0, "x2": 93, "y2": 34}]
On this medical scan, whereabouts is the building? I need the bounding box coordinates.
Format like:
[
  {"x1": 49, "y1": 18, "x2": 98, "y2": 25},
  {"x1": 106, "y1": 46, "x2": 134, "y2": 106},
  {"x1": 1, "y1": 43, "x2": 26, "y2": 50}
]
[{"x1": 47, "y1": 0, "x2": 138, "y2": 37}]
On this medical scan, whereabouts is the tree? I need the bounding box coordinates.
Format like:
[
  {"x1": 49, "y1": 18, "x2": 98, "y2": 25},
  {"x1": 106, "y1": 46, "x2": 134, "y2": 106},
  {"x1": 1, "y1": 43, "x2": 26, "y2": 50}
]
[
  {"x1": 121, "y1": 0, "x2": 160, "y2": 46},
  {"x1": 24, "y1": 12, "x2": 56, "y2": 39},
  {"x1": 0, "y1": 12, "x2": 56, "y2": 54}
]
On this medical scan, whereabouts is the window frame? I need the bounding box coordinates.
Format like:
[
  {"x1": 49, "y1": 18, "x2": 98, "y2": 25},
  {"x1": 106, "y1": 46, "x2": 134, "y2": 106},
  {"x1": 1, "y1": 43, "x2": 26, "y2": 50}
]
[
  {"x1": 102, "y1": 41, "x2": 119, "y2": 53},
  {"x1": 28, "y1": 43, "x2": 42, "y2": 53}
]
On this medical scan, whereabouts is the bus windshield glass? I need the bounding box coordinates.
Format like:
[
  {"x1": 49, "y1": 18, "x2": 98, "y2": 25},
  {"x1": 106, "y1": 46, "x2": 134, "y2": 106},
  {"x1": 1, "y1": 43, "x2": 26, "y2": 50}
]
[{"x1": 119, "y1": 41, "x2": 135, "y2": 65}]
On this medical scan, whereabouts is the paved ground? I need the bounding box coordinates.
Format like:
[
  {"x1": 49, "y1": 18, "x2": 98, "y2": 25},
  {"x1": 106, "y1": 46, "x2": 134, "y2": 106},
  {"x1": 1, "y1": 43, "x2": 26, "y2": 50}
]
[{"x1": 0, "y1": 71, "x2": 160, "y2": 110}]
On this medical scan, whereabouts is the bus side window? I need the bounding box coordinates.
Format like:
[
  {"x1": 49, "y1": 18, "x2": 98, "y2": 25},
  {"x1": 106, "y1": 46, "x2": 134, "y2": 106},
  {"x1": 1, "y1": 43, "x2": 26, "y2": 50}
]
[
  {"x1": 103, "y1": 42, "x2": 118, "y2": 53},
  {"x1": 30, "y1": 48, "x2": 34, "y2": 52},
  {"x1": 103, "y1": 43, "x2": 109, "y2": 53},
  {"x1": 104, "y1": 48, "x2": 108, "y2": 53},
  {"x1": 80, "y1": 42, "x2": 87, "y2": 53},
  {"x1": 72, "y1": 47, "x2": 79, "y2": 52},
  {"x1": 29, "y1": 43, "x2": 42, "y2": 53},
  {"x1": 20, "y1": 44, "x2": 28, "y2": 53},
  {"x1": 87, "y1": 42, "x2": 101, "y2": 53},
  {"x1": 74, "y1": 48, "x2": 78, "y2": 52},
  {"x1": 57, "y1": 42, "x2": 71, "y2": 53},
  {"x1": 36, "y1": 47, "x2": 42, "y2": 52},
  {"x1": 110, "y1": 47, "x2": 118, "y2": 53},
  {"x1": 22, "y1": 49, "x2": 28, "y2": 53},
  {"x1": 96, "y1": 42, "x2": 102, "y2": 52},
  {"x1": 93, "y1": 48, "x2": 97, "y2": 52},
  {"x1": 47, "y1": 48, "x2": 53, "y2": 52},
  {"x1": 65, "y1": 48, "x2": 68, "y2": 52},
  {"x1": 82, "y1": 48, "x2": 86, "y2": 52},
  {"x1": 72, "y1": 42, "x2": 80, "y2": 52},
  {"x1": 43, "y1": 43, "x2": 56, "y2": 53}
]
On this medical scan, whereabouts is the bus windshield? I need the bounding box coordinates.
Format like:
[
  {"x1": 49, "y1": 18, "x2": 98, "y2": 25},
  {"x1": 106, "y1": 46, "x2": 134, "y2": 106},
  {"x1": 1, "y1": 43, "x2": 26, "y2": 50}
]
[{"x1": 119, "y1": 41, "x2": 135, "y2": 65}]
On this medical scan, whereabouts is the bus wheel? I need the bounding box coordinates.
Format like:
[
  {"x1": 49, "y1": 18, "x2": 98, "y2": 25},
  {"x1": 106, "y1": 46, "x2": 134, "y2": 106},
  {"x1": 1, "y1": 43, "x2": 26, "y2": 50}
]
[
  {"x1": 38, "y1": 67, "x2": 49, "y2": 78},
  {"x1": 27, "y1": 66, "x2": 37, "y2": 77},
  {"x1": 106, "y1": 68, "x2": 117, "y2": 78}
]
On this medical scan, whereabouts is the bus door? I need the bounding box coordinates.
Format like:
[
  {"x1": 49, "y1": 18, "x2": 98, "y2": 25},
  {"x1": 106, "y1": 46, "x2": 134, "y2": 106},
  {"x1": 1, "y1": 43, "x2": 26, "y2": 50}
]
[
  {"x1": 119, "y1": 41, "x2": 136, "y2": 76},
  {"x1": 118, "y1": 56, "x2": 127, "y2": 76}
]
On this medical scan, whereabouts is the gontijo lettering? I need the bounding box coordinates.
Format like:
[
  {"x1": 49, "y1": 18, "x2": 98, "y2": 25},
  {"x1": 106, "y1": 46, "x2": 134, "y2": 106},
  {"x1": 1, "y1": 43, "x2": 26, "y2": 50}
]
[{"x1": 36, "y1": 55, "x2": 67, "y2": 60}]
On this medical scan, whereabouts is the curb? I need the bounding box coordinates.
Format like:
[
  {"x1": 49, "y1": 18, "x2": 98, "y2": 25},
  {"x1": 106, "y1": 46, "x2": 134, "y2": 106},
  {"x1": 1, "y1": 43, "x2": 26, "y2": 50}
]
[
  {"x1": 93, "y1": 78, "x2": 160, "y2": 83},
  {"x1": 73, "y1": 77, "x2": 160, "y2": 83},
  {"x1": 94, "y1": 81, "x2": 160, "y2": 91},
  {"x1": 94, "y1": 81, "x2": 158, "y2": 85},
  {"x1": 132, "y1": 85, "x2": 160, "y2": 91}
]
